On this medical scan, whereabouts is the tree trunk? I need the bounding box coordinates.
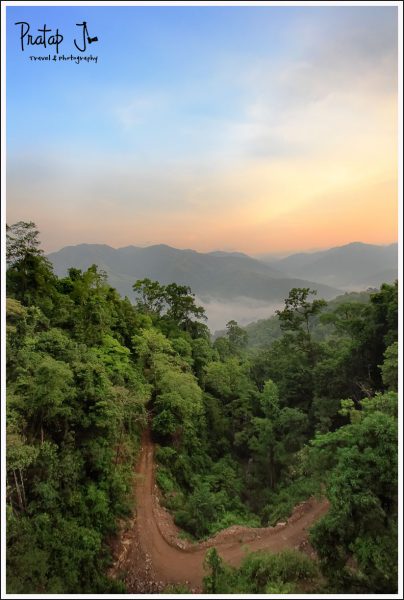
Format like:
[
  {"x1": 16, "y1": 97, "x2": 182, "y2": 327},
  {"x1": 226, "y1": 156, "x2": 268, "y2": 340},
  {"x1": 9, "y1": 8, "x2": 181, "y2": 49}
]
[
  {"x1": 115, "y1": 426, "x2": 124, "y2": 465},
  {"x1": 269, "y1": 446, "x2": 275, "y2": 490},
  {"x1": 19, "y1": 469, "x2": 27, "y2": 510},
  {"x1": 13, "y1": 469, "x2": 24, "y2": 511}
]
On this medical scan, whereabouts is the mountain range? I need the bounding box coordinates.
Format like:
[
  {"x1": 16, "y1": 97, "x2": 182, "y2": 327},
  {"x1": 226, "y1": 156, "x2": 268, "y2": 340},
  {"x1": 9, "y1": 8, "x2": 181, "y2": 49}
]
[
  {"x1": 47, "y1": 241, "x2": 397, "y2": 330},
  {"x1": 47, "y1": 243, "x2": 341, "y2": 303},
  {"x1": 261, "y1": 242, "x2": 398, "y2": 290}
]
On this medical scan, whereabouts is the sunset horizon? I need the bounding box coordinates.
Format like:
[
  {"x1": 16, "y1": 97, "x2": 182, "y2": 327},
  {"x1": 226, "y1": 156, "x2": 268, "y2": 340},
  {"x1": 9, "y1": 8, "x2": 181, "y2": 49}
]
[{"x1": 39, "y1": 236, "x2": 398, "y2": 258}]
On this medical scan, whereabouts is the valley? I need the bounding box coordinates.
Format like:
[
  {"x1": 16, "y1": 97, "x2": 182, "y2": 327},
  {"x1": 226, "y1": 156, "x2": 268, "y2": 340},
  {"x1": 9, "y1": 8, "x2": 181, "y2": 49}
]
[{"x1": 47, "y1": 241, "x2": 397, "y2": 330}]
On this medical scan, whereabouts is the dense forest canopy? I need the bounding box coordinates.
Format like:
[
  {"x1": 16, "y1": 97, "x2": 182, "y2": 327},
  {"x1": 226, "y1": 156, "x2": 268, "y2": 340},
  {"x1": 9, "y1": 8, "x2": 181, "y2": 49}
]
[{"x1": 6, "y1": 222, "x2": 398, "y2": 594}]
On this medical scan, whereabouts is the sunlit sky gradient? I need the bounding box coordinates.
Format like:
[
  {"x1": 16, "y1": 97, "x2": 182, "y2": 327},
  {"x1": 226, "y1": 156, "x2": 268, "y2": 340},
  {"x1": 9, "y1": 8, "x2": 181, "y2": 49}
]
[{"x1": 6, "y1": 5, "x2": 398, "y2": 254}]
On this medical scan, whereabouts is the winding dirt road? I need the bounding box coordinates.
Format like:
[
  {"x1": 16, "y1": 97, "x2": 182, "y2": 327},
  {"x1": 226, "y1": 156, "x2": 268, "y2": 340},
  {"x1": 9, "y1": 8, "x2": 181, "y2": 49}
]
[{"x1": 110, "y1": 429, "x2": 329, "y2": 592}]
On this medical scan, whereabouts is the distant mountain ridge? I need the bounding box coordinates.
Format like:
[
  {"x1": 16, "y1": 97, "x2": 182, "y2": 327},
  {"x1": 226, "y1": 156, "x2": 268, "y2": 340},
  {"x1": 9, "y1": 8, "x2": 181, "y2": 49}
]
[
  {"x1": 261, "y1": 242, "x2": 398, "y2": 290},
  {"x1": 47, "y1": 243, "x2": 341, "y2": 304}
]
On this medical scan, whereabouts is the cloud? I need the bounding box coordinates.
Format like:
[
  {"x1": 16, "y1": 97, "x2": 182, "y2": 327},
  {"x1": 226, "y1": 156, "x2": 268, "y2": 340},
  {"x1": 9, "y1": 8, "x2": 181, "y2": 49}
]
[
  {"x1": 110, "y1": 90, "x2": 170, "y2": 129},
  {"x1": 215, "y1": 7, "x2": 398, "y2": 160}
]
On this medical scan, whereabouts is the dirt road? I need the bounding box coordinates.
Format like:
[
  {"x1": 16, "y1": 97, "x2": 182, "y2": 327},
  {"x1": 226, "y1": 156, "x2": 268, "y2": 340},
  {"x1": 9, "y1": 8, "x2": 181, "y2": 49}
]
[{"x1": 110, "y1": 429, "x2": 329, "y2": 592}]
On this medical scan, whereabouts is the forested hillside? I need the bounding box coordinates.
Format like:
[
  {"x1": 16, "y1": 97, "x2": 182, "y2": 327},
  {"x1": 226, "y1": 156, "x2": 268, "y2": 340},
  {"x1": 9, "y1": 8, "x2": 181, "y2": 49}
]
[
  {"x1": 6, "y1": 222, "x2": 398, "y2": 594},
  {"x1": 241, "y1": 290, "x2": 372, "y2": 349}
]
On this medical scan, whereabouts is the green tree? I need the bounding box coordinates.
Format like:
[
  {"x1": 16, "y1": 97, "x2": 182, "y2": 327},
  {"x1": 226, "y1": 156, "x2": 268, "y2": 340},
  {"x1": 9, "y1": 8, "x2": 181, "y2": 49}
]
[
  {"x1": 309, "y1": 392, "x2": 398, "y2": 592},
  {"x1": 6, "y1": 221, "x2": 42, "y2": 264},
  {"x1": 247, "y1": 380, "x2": 308, "y2": 490},
  {"x1": 163, "y1": 282, "x2": 207, "y2": 334},
  {"x1": 276, "y1": 288, "x2": 327, "y2": 363},
  {"x1": 225, "y1": 320, "x2": 248, "y2": 354},
  {"x1": 6, "y1": 222, "x2": 56, "y2": 307},
  {"x1": 203, "y1": 548, "x2": 225, "y2": 593},
  {"x1": 132, "y1": 278, "x2": 166, "y2": 315},
  {"x1": 380, "y1": 342, "x2": 398, "y2": 391}
]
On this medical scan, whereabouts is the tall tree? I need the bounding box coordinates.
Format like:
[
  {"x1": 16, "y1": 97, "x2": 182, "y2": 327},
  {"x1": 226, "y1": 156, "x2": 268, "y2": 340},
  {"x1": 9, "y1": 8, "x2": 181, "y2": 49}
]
[
  {"x1": 6, "y1": 221, "x2": 56, "y2": 306},
  {"x1": 6, "y1": 221, "x2": 42, "y2": 264},
  {"x1": 276, "y1": 288, "x2": 327, "y2": 363}
]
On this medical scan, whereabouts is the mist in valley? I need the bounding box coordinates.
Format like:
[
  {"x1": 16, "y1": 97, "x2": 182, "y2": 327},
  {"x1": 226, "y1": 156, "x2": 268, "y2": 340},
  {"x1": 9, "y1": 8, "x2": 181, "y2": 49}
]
[{"x1": 196, "y1": 296, "x2": 282, "y2": 334}]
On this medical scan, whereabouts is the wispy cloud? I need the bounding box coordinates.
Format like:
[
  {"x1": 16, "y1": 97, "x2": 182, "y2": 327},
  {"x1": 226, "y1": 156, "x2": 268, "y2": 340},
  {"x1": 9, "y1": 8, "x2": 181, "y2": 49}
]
[{"x1": 111, "y1": 90, "x2": 170, "y2": 129}]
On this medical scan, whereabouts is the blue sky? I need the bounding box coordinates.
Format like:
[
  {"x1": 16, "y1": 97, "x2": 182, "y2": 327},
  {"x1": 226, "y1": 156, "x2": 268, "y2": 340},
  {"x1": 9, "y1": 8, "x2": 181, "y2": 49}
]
[
  {"x1": 7, "y1": 6, "x2": 315, "y2": 156},
  {"x1": 6, "y1": 5, "x2": 398, "y2": 253}
]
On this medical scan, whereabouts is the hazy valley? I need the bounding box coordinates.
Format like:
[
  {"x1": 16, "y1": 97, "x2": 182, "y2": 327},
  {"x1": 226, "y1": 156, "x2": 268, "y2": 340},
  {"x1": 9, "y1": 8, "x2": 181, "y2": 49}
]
[{"x1": 47, "y1": 241, "x2": 398, "y2": 331}]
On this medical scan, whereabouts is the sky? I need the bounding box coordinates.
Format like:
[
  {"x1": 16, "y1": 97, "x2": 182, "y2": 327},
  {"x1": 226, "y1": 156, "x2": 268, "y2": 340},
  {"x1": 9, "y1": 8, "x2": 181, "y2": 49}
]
[{"x1": 6, "y1": 4, "x2": 398, "y2": 255}]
